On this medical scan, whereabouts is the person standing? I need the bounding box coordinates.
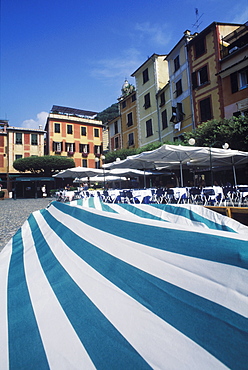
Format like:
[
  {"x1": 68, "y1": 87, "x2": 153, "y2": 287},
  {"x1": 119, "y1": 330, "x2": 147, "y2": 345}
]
[{"x1": 41, "y1": 185, "x2": 47, "y2": 197}]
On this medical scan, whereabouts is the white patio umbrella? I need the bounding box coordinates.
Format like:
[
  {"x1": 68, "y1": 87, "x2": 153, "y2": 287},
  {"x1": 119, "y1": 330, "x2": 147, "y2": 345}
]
[
  {"x1": 104, "y1": 159, "x2": 168, "y2": 188},
  {"x1": 105, "y1": 145, "x2": 248, "y2": 187},
  {"x1": 53, "y1": 167, "x2": 109, "y2": 178},
  {"x1": 74, "y1": 175, "x2": 127, "y2": 183}
]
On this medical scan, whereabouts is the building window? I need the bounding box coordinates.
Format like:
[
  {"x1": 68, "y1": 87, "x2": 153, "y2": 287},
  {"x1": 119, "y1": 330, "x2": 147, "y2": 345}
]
[
  {"x1": 81, "y1": 126, "x2": 87, "y2": 136},
  {"x1": 131, "y1": 93, "x2": 136, "y2": 102},
  {"x1": 31, "y1": 134, "x2": 38, "y2": 145},
  {"x1": 66, "y1": 143, "x2": 75, "y2": 154},
  {"x1": 94, "y1": 145, "x2": 101, "y2": 156},
  {"x1": 53, "y1": 141, "x2": 63, "y2": 153},
  {"x1": 15, "y1": 154, "x2": 22, "y2": 160},
  {"x1": 160, "y1": 92, "x2": 165, "y2": 107},
  {"x1": 170, "y1": 103, "x2": 184, "y2": 123},
  {"x1": 146, "y1": 119, "x2": 153, "y2": 137},
  {"x1": 82, "y1": 159, "x2": 87, "y2": 167},
  {"x1": 67, "y1": 125, "x2": 73, "y2": 134},
  {"x1": 161, "y1": 110, "x2": 168, "y2": 130},
  {"x1": 194, "y1": 37, "x2": 206, "y2": 58},
  {"x1": 143, "y1": 68, "x2": 149, "y2": 84},
  {"x1": 54, "y1": 123, "x2": 60, "y2": 133},
  {"x1": 114, "y1": 121, "x2": 118, "y2": 134},
  {"x1": 94, "y1": 128, "x2": 99, "y2": 137},
  {"x1": 240, "y1": 68, "x2": 248, "y2": 89},
  {"x1": 79, "y1": 144, "x2": 89, "y2": 155},
  {"x1": 174, "y1": 55, "x2": 180, "y2": 72},
  {"x1": 128, "y1": 132, "x2": 134, "y2": 146},
  {"x1": 127, "y1": 112, "x2": 133, "y2": 127},
  {"x1": 192, "y1": 65, "x2": 209, "y2": 89},
  {"x1": 15, "y1": 133, "x2": 22, "y2": 144},
  {"x1": 199, "y1": 97, "x2": 212, "y2": 122},
  {"x1": 230, "y1": 68, "x2": 248, "y2": 93},
  {"x1": 122, "y1": 101, "x2": 126, "y2": 109},
  {"x1": 144, "y1": 93, "x2": 151, "y2": 109},
  {"x1": 114, "y1": 136, "x2": 119, "y2": 149},
  {"x1": 175, "y1": 79, "x2": 182, "y2": 97}
]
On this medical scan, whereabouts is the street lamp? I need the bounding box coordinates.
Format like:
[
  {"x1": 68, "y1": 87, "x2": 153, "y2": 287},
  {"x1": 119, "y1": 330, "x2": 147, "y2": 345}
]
[
  {"x1": 101, "y1": 155, "x2": 106, "y2": 189},
  {"x1": 189, "y1": 138, "x2": 230, "y2": 186},
  {"x1": 188, "y1": 138, "x2": 196, "y2": 146},
  {"x1": 94, "y1": 157, "x2": 100, "y2": 169}
]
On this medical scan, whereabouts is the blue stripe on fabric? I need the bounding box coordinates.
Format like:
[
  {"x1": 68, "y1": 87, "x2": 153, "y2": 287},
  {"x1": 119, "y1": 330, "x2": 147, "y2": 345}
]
[
  {"x1": 151, "y1": 204, "x2": 236, "y2": 232},
  {"x1": 54, "y1": 202, "x2": 248, "y2": 270},
  {"x1": 76, "y1": 199, "x2": 83, "y2": 206},
  {"x1": 28, "y1": 213, "x2": 151, "y2": 370},
  {"x1": 7, "y1": 229, "x2": 49, "y2": 370},
  {"x1": 118, "y1": 203, "x2": 166, "y2": 221},
  {"x1": 101, "y1": 203, "x2": 118, "y2": 213},
  {"x1": 88, "y1": 197, "x2": 95, "y2": 208},
  {"x1": 41, "y1": 208, "x2": 248, "y2": 369}
]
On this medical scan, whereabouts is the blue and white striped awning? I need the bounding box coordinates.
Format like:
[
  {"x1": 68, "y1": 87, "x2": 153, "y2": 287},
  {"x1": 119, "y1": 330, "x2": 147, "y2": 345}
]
[{"x1": 0, "y1": 200, "x2": 247, "y2": 369}]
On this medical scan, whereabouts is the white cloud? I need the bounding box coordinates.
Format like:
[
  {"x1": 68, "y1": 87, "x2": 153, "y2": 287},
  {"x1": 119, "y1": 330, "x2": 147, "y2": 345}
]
[
  {"x1": 22, "y1": 111, "x2": 48, "y2": 129},
  {"x1": 91, "y1": 48, "x2": 143, "y2": 80},
  {"x1": 135, "y1": 22, "x2": 172, "y2": 47}
]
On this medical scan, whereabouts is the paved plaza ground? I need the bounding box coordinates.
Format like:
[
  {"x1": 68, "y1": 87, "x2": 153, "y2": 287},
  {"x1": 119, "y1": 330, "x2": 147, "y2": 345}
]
[{"x1": 0, "y1": 198, "x2": 53, "y2": 252}]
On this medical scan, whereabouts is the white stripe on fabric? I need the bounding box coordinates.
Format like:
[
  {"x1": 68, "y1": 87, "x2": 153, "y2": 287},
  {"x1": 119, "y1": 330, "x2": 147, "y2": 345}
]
[
  {"x1": 105, "y1": 203, "x2": 145, "y2": 219},
  {"x1": 122, "y1": 203, "x2": 210, "y2": 228},
  {"x1": 93, "y1": 195, "x2": 104, "y2": 210},
  {"x1": 70, "y1": 199, "x2": 248, "y2": 234},
  {"x1": 34, "y1": 211, "x2": 226, "y2": 370},
  {"x1": 0, "y1": 238, "x2": 13, "y2": 370},
  {"x1": 176, "y1": 204, "x2": 248, "y2": 235},
  {"x1": 48, "y1": 205, "x2": 248, "y2": 318},
  {"x1": 22, "y1": 214, "x2": 96, "y2": 370},
  {"x1": 65, "y1": 203, "x2": 248, "y2": 241}
]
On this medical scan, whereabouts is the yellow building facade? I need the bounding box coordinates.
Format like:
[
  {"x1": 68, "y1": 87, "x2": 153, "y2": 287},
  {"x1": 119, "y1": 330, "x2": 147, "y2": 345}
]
[
  {"x1": 119, "y1": 81, "x2": 139, "y2": 149},
  {"x1": 131, "y1": 54, "x2": 169, "y2": 147},
  {"x1": 187, "y1": 22, "x2": 241, "y2": 127}
]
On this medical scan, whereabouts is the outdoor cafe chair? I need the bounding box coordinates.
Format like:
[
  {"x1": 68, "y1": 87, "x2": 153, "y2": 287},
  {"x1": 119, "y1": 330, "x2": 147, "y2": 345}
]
[
  {"x1": 154, "y1": 188, "x2": 166, "y2": 204},
  {"x1": 221, "y1": 186, "x2": 236, "y2": 207},
  {"x1": 164, "y1": 188, "x2": 177, "y2": 204},
  {"x1": 189, "y1": 187, "x2": 203, "y2": 205},
  {"x1": 102, "y1": 190, "x2": 115, "y2": 203},
  {"x1": 119, "y1": 190, "x2": 135, "y2": 204},
  {"x1": 236, "y1": 185, "x2": 248, "y2": 207}
]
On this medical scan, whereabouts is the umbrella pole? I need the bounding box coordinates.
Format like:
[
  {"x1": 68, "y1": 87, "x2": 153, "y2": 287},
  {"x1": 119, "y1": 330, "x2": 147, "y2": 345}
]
[
  {"x1": 180, "y1": 161, "x2": 184, "y2": 187},
  {"x1": 143, "y1": 170, "x2": 146, "y2": 189},
  {"x1": 232, "y1": 163, "x2": 237, "y2": 187}
]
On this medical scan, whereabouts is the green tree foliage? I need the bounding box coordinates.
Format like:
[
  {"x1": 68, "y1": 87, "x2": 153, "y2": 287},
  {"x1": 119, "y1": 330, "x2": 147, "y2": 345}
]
[
  {"x1": 96, "y1": 103, "x2": 119, "y2": 123},
  {"x1": 104, "y1": 142, "x2": 164, "y2": 163},
  {"x1": 183, "y1": 116, "x2": 248, "y2": 151},
  {"x1": 13, "y1": 156, "x2": 75, "y2": 176}
]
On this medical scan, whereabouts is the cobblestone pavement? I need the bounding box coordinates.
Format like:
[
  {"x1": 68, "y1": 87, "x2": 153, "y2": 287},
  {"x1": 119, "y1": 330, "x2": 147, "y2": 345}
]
[{"x1": 0, "y1": 198, "x2": 54, "y2": 252}]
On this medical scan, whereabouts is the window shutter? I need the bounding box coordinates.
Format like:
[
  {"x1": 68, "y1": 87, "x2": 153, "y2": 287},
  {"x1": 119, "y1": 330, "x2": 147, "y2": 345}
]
[
  {"x1": 230, "y1": 72, "x2": 238, "y2": 93},
  {"x1": 176, "y1": 103, "x2": 184, "y2": 121},
  {"x1": 192, "y1": 72, "x2": 197, "y2": 89}
]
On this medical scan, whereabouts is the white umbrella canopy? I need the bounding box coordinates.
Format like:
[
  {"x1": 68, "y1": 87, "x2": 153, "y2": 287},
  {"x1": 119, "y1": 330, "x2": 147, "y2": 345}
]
[
  {"x1": 53, "y1": 167, "x2": 108, "y2": 178},
  {"x1": 108, "y1": 168, "x2": 155, "y2": 177},
  {"x1": 105, "y1": 145, "x2": 248, "y2": 186},
  {"x1": 74, "y1": 175, "x2": 127, "y2": 183}
]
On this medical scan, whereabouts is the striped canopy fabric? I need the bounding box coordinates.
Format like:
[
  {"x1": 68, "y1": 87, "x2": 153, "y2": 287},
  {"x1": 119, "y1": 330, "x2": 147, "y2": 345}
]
[{"x1": 0, "y1": 200, "x2": 247, "y2": 369}]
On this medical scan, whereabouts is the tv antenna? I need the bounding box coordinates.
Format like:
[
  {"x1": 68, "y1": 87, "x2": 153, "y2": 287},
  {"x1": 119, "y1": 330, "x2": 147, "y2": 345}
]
[{"x1": 192, "y1": 8, "x2": 204, "y2": 32}]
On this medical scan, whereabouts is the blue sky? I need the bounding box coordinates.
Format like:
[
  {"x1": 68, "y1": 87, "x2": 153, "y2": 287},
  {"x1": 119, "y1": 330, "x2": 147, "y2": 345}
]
[{"x1": 0, "y1": 0, "x2": 247, "y2": 128}]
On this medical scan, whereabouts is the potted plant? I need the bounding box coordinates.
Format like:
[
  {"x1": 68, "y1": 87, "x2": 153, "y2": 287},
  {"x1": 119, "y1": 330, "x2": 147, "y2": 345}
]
[{"x1": 0, "y1": 190, "x2": 5, "y2": 199}]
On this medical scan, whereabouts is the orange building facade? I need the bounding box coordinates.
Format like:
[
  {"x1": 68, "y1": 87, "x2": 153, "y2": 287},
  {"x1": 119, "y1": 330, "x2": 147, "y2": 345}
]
[{"x1": 45, "y1": 106, "x2": 103, "y2": 168}]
